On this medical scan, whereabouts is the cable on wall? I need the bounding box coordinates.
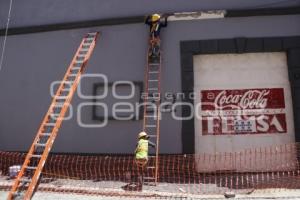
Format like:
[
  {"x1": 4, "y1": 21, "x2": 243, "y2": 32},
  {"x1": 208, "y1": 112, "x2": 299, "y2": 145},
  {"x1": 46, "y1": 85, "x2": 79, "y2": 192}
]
[{"x1": 0, "y1": 0, "x2": 13, "y2": 72}]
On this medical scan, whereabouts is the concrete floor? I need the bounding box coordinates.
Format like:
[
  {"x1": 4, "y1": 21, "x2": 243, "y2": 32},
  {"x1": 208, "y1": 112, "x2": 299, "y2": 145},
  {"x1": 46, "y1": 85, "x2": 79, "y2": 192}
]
[
  {"x1": 2, "y1": 190, "x2": 300, "y2": 200},
  {"x1": 1, "y1": 175, "x2": 300, "y2": 200}
]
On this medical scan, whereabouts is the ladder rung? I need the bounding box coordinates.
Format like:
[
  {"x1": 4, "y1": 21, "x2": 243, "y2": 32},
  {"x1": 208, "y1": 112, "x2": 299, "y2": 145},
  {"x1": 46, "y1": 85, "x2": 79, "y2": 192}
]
[
  {"x1": 61, "y1": 88, "x2": 70, "y2": 92},
  {"x1": 75, "y1": 60, "x2": 84, "y2": 64},
  {"x1": 45, "y1": 123, "x2": 56, "y2": 126},
  {"x1": 40, "y1": 133, "x2": 51, "y2": 137},
  {"x1": 49, "y1": 113, "x2": 60, "y2": 118},
  {"x1": 76, "y1": 56, "x2": 85, "y2": 60},
  {"x1": 55, "y1": 95, "x2": 68, "y2": 99},
  {"x1": 149, "y1": 71, "x2": 159, "y2": 74},
  {"x1": 147, "y1": 166, "x2": 155, "y2": 169},
  {"x1": 25, "y1": 166, "x2": 37, "y2": 170},
  {"x1": 63, "y1": 81, "x2": 74, "y2": 84},
  {"x1": 62, "y1": 88, "x2": 71, "y2": 92},
  {"x1": 146, "y1": 99, "x2": 158, "y2": 102},
  {"x1": 78, "y1": 50, "x2": 88, "y2": 55},
  {"x1": 145, "y1": 115, "x2": 156, "y2": 118},
  {"x1": 53, "y1": 102, "x2": 64, "y2": 107},
  {"x1": 20, "y1": 178, "x2": 31, "y2": 183},
  {"x1": 84, "y1": 38, "x2": 94, "y2": 43},
  {"x1": 30, "y1": 154, "x2": 42, "y2": 158},
  {"x1": 71, "y1": 67, "x2": 81, "y2": 71},
  {"x1": 35, "y1": 143, "x2": 46, "y2": 147},
  {"x1": 148, "y1": 80, "x2": 158, "y2": 82},
  {"x1": 148, "y1": 135, "x2": 157, "y2": 137},
  {"x1": 68, "y1": 73, "x2": 77, "y2": 77},
  {"x1": 87, "y1": 32, "x2": 98, "y2": 36},
  {"x1": 148, "y1": 88, "x2": 158, "y2": 91},
  {"x1": 146, "y1": 125, "x2": 156, "y2": 128},
  {"x1": 149, "y1": 63, "x2": 160, "y2": 66},
  {"x1": 55, "y1": 94, "x2": 68, "y2": 97}
]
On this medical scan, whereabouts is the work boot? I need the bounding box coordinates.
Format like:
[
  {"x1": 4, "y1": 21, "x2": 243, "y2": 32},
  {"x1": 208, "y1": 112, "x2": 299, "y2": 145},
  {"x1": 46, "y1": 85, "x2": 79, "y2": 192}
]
[
  {"x1": 125, "y1": 183, "x2": 142, "y2": 191},
  {"x1": 122, "y1": 183, "x2": 137, "y2": 191}
]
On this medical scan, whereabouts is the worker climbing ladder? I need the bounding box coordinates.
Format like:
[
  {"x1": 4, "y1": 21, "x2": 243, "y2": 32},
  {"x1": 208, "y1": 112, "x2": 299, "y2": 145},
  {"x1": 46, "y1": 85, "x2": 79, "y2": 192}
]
[
  {"x1": 142, "y1": 37, "x2": 162, "y2": 186},
  {"x1": 7, "y1": 32, "x2": 99, "y2": 200}
]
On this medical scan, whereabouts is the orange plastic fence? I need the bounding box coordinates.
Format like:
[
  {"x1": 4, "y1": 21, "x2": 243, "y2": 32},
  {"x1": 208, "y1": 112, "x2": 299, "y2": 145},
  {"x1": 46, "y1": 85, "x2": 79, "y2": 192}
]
[{"x1": 0, "y1": 143, "x2": 299, "y2": 197}]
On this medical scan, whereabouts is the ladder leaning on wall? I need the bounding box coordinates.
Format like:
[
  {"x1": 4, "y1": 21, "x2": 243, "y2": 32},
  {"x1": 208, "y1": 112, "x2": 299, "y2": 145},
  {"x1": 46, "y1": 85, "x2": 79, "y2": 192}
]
[
  {"x1": 7, "y1": 32, "x2": 99, "y2": 200},
  {"x1": 142, "y1": 36, "x2": 162, "y2": 186}
]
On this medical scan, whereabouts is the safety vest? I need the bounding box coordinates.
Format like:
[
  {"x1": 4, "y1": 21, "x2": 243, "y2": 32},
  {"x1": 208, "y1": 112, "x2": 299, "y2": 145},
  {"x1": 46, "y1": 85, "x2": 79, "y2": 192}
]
[
  {"x1": 135, "y1": 139, "x2": 148, "y2": 159},
  {"x1": 150, "y1": 22, "x2": 159, "y2": 33}
]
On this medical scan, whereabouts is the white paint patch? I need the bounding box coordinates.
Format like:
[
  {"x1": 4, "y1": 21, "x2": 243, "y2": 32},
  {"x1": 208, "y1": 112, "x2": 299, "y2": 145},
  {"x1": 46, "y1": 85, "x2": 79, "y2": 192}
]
[
  {"x1": 193, "y1": 52, "x2": 296, "y2": 172},
  {"x1": 168, "y1": 10, "x2": 225, "y2": 21}
]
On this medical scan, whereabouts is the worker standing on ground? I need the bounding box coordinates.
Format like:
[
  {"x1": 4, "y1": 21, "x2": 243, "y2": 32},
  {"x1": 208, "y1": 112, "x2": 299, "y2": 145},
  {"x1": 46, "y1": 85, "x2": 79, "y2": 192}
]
[
  {"x1": 135, "y1": 131, "x2": 156, "y2": 166},
  {"x1": 134, "y1": 131, "x2": 156, "y2": 190},
  {"x1": 145, "y1": 14, "x2": 168, "y2": 63},
  {"x1": 122, "y1": 131, "x2": 155, "y2": 191}
]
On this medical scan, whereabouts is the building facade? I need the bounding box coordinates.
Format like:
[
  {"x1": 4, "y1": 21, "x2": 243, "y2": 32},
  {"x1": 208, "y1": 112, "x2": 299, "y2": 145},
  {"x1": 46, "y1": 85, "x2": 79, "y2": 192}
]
[{"x1": 0, "y1": 1, "x2": 300, "y2": 154}]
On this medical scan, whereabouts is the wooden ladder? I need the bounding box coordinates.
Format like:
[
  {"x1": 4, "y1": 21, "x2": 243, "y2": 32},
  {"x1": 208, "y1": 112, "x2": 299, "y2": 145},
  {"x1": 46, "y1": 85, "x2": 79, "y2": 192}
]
[{"x1": 7, "y1": 32, "x2": 99, "y2": 200}]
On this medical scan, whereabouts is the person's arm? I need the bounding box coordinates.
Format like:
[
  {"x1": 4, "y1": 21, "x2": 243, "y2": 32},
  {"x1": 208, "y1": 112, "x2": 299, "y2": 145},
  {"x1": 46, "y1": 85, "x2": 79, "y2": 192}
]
[
  {"x1": 148, "y1": 140, "x2": 156, "y2": 148},
  {"x1": 134, "y1": 142, "x2": 138, "y2": 154},
  {"x1": 145, "y1": 16, "x2": 151, "y2": 25},
  {"x1": 159, "y1": 16, "x2": 168, "y2": 27}
]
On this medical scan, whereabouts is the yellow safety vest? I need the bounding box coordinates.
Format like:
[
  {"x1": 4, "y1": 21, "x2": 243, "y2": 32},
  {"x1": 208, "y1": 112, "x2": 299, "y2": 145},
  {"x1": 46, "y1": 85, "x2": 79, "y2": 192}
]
[
  {"x1": 150, "y1": 22, "x2": 159, "y2": 33},
  {"x1": 135, "y1": 139, "x2": 148, "y2": 159}
]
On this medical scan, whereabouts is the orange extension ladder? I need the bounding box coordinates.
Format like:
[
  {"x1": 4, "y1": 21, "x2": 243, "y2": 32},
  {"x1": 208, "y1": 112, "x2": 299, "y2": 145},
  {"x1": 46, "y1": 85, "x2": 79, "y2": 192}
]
[
  {"x1": 7, "y1": 32, "x2": 99, "y2": 200},
  {"x1": 142, "y1": 37, "x2": 162, "y2": 186}
]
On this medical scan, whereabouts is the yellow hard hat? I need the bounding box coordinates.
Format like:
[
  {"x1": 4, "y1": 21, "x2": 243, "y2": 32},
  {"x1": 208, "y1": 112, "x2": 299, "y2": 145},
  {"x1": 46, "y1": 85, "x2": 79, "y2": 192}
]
[
  {"x1": 138, "y1": 131, "x2": 148, "y2": 139},
  {"x1": 152, "y1": 14, "x2": 160, "y2": 22}
]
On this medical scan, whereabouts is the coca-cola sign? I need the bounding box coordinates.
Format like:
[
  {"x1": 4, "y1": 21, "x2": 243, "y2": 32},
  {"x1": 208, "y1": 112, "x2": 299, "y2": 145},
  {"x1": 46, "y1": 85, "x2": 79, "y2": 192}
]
[{"x1": 201, "y1": 88, "x2": 287, "y2": 135}]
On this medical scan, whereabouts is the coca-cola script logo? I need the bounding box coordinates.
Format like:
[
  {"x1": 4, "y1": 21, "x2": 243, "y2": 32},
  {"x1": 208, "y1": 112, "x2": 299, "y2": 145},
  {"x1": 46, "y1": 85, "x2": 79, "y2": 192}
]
[
  {"x1": 201, "y1": 88, "x2": 287, "y2": 135},
  {"x1": 201, "y1": 88, "x2": 285, "y2": 111},
  {"x1": 214, "y1": 89, "x2": 270, "y2": 109}
]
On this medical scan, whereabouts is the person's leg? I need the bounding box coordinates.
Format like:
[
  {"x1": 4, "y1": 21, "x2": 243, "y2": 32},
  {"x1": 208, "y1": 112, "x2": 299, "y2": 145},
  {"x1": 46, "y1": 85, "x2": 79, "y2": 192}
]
[
  {"x1": 149, "y1": 40, "x2": 157, "y2": 63},
  {"x1": 152, "y1": 41, "x2": 160, "y2": 63},
  {"x1": 136, "y1": 159, "x2": 144, "y2": 186},
  {"x1": 139, "y1": 159, "x2": 148, "y2": 187},
  {"x1": 138, "y1": 168, "x2": 143, "y2": 187},
  {"x1": 121, "y1": 159, "x2": 138, "y2": 191},
  {"x1": 150, "y1": 25, "x2": 156, "y2": 41},
  {"x1": 135, "y1": 159, "x2": 147, "y2": 188}
]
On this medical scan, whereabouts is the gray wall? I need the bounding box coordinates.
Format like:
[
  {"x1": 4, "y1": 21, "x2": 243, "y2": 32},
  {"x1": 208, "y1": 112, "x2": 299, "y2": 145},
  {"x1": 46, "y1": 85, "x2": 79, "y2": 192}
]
[{"x1": 0, "y1": 14, "x2": 300, "y2": 154}]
